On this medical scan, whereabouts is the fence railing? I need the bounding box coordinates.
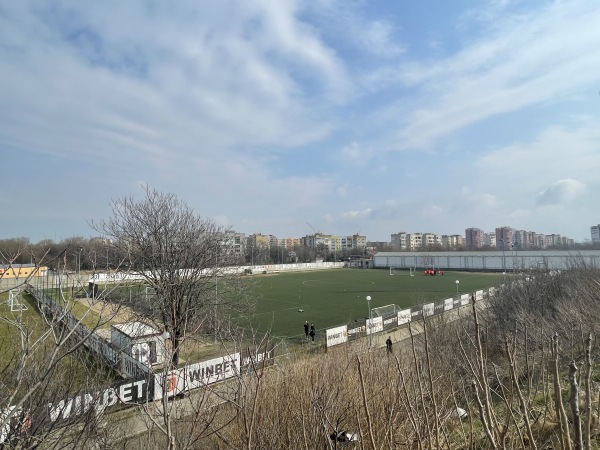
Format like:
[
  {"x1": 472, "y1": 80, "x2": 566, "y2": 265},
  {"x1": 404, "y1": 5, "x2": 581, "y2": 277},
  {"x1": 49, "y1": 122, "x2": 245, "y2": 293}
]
[
  {"x1": 25, "y1": 284, "x2": 149, "y2": 379},
  {"x1": 325, "y1": 287, "x2": 494, "y2": 348}
]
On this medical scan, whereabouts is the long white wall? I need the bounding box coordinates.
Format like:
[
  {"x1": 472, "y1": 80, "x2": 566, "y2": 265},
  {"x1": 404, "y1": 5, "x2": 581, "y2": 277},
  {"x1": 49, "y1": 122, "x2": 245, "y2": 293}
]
[
  {"x1": 374, "y1": 250, "x2": 600, "y2": 271},
  {"x1": 89, "y1": 261, "x2": 344, "y2": 284}
]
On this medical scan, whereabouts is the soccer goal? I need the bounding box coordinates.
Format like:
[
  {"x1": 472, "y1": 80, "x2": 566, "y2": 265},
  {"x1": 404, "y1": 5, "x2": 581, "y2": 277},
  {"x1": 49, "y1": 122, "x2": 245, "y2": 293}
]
[
  {"x1": 371, "y1": 304, "x2": 399, "y2": 318},
  {"x1": 8, "y1": 289, "x2": 28, "y2": 311}
]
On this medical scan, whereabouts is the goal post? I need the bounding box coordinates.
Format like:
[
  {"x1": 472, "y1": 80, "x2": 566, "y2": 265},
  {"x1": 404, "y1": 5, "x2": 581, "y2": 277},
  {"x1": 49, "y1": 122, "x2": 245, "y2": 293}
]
[
  {"x1": 8, "y1": 289, "x2": 28, "y2": 311},
  {"x1": 371, "y1": 304, "x2": 399, "y2": 318}
]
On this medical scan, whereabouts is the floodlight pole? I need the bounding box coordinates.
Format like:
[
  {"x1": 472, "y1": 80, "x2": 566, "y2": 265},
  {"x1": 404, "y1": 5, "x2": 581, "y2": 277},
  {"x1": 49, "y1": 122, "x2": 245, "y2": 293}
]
[
  {"x1": 77, "y1": 247, "x2": 83, "y2": 277},
  {"x1": 499, "y1": 239, "x2": 506, "y2": 275},
  {"x1": 366, "y1": 295, "x2": 372, "y2": 348},
  {"x1": 512, "y1": 243, "x2": 517, "y2": 275},
  {"x1": 215, "y1": 255, "x2": 218, "y2": 344}
]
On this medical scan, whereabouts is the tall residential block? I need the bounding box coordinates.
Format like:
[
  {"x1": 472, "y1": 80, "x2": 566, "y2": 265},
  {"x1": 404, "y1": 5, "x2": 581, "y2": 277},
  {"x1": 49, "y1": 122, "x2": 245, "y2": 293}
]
[
  {"x1": 391, "y1": 232, "x2": 408, "y2": 250},
  {"x1": 484, "y1": 232, "x2": 496, "y2": 247},
  {"x1": 495, "y1": 226, "x2": 513, "y2": 249},
  {"x1": 592, "y1": 224, "x2": 600, "y2": 243},
  {"x1": 465, "y1": 228, "x2": 484, "y2": 248}
]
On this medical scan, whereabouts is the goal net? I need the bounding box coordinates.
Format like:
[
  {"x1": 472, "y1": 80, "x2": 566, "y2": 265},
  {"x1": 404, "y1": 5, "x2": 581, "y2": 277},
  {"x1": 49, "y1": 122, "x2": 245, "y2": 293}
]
[
  {"x1": 371, "y1": 304, "x2": 399, "y2": 318},
  {"x1": 8, "y1": 289, "x2": 28, "y2": 311}
]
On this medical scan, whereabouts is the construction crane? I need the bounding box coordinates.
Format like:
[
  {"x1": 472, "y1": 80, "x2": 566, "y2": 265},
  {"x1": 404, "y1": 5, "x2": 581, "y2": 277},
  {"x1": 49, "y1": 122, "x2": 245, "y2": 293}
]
[{"x1": 306, "y1": 222, "x2": 320, "y2": 235}]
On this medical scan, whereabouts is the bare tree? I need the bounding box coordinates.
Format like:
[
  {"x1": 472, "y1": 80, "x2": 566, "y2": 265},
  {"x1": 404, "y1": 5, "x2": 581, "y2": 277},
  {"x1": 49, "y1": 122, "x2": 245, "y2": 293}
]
[
  {"x1": 0, "y1": 243, "x2": 131, "y2": 449},
  {"x1": 91, "y1": 186, "x2": 251, "y2": 367}
]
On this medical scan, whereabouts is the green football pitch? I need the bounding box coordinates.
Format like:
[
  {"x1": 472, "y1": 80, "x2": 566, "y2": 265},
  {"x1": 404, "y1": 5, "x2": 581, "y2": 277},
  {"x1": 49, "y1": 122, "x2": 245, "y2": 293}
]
[{"x1": 248, "y1": 268, "x2": 502, "y2": 338}]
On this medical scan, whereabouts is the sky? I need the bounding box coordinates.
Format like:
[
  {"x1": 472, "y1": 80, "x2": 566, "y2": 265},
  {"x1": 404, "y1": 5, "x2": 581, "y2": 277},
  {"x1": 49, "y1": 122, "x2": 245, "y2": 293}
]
[{"x1": 1, "y1": 0, "x2": 599, "y2": 244}]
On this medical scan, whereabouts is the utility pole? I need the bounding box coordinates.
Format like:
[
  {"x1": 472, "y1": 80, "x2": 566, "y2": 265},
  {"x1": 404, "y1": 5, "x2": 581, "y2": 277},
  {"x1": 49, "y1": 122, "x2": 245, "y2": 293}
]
[{"x1": 366, "y1": 295, "x2": 372, "y2": 348}]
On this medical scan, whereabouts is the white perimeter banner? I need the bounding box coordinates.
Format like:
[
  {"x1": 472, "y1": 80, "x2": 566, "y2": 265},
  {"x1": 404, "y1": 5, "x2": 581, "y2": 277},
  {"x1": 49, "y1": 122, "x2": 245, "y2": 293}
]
[
  {"x1": 460, "y1": 293, "x2": 470, "y2": 306},
  {"x1": 423, "y1": 303, "x2": 435, "y2": 317},
  {"x1": 443, "y1": 298, "x2": 454, "y2": 311},
  {"x1": 326, "y1": 325, "x2": 348, "y2": 347},
  {"x1": 154, "y1": 353, "x2": 240, "y2": 400},
  {"x1": 366, "y1": 316, "x2": 383, "y2": 335},
  {"x1": 397, "y1": 308, "x2": 411, "y2": 325},
  {"x1": 488, "y1": 287, "x2": 496, "y2": 298},
  {"x1": 475, "y1": 290, "x2": 484, "y2": 301}
]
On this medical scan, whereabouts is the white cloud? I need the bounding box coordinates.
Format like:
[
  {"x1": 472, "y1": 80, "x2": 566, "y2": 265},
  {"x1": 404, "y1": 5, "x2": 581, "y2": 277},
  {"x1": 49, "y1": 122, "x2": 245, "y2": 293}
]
[
  {"x1": 338, "y1": 141, "x2": 378, "y2": 168},
  {"x1": 0, "y1": 1, "x2": 347, "y2": 167},
  {"x1": 359, "y1": 2, "x2": 600, "y2": 150},
  {"x1": 342, "y1": 208, "x2": 372, "y2": 219},
  {"x1": 336, "y1": 184, "x2": 349, "y2": 196},
  {"x1": 535, "y1": 179, "x2": 586, "y2": 206},
  {"x1": 2, "y1": 1, "x2": 599, "y2": 244},
  {"x1": 359, "y1": 20, "x2": 405, "y2": 58},
  {"x1": 459, "y1": 188, "x2": 499, "y2": 211},
  {"x1": 476, "y1": 122, "x2": 600, "y2": 188}
]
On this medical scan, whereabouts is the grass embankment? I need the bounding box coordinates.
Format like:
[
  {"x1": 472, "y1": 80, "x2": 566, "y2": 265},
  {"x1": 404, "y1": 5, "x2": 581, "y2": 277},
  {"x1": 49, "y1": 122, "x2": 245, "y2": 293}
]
[{"x1": 0, "y1": 291, "x2": 117, "y2": 389}]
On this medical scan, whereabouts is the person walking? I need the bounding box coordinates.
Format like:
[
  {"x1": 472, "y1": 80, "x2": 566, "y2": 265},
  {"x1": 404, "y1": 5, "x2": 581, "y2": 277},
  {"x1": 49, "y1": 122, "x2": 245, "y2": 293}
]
[
  {"x1": 386, "y1": 336, "x2": 393, "y2": 353},
  {"x1": 304, "y1": 321, "x2": 309, "y2": 340},
  {"x1": 309, "y1": 323, "x2": 315, "y2": 342}
]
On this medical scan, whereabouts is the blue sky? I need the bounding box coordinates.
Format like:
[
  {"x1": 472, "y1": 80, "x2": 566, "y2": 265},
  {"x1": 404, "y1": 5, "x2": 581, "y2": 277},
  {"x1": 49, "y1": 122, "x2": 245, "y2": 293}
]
[{"x1": 1, "y1": 0, "x2": 599, "y2": 243}]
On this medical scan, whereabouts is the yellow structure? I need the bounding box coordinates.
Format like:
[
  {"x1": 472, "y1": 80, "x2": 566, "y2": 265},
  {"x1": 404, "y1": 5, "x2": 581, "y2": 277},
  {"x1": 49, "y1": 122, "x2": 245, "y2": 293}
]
[{"x1": 0, "y1": 264, "x2": 48, "y2": 278}]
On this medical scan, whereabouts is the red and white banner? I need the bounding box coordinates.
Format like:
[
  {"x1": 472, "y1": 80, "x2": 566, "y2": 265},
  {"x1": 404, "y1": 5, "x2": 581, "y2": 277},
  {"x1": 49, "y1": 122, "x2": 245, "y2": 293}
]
[{"x1": 154, "y1": 354, "x2": 240, "y2": 400}]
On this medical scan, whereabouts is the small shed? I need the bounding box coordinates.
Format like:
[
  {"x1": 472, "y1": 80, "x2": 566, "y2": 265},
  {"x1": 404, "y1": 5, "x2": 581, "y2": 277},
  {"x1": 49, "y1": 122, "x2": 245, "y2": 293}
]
[{"x1": 110, "y1": 322, "x2": 166, "y2": 366}]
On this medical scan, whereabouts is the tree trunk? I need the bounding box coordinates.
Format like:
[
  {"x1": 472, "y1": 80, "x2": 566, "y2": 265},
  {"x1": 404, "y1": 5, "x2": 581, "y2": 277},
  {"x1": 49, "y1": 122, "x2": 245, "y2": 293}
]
[{"x1": 569, "y1": 360, "x2": 583, "y2": 450}]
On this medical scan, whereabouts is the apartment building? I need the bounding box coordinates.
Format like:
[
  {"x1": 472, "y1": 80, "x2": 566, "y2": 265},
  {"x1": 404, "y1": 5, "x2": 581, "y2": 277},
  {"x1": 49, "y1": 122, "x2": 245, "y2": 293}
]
[
  {"x1": 302, "y1": 233, "x2": 333, "y2": 250},
  {"x1": 495, "y1": 226, "x2": 514, "y2": 249},
  {"x1": 513, "y1": 230, "x2": 526, "y2": 249},
  {"x1": 248, "y1": 233, "x2": 270, "y2": 248},
  {"x1": 391, "y1": 231, "x2": 443, "y2": 250},
  {"x1": 442, "y1": 234, "x2": 463, "y2": 249},
  {"x1": 484, "y1": 232, "x2": 496, "y2": 247},
  {"x1": 591, "y1": 225, "x2": 600, "y2": 243},
  {"x1": 280, "y1": 237, "x2": 302, "y2": 249},
  {"x1": 223, "y1": 231, "x2": 245, "y2": 257},
  {"x1": 465, "y1": 228, "x2": 484, "y2": 248},
  {"x1": 346, "y1": 234, "x2": 367, "y2": 250},
  {"x1": 391, "y1": 232, "x2": 408, "y2": 250},
  {"x1": 301, "y1": 233, "x2": 367, "y2": 251}
]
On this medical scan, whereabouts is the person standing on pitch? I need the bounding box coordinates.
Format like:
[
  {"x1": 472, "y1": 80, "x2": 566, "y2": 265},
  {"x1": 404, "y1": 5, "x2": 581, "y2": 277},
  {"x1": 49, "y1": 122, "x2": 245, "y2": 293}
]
[
  {"x1": 386, "y1": 336, "x2": 393, "y2": 353},
  {"x1": 304, "y1": 321, "x2": 309, "y2": 340},
  {"x1": 309, "y1": 323, "x2": 316, "y2": 342}
]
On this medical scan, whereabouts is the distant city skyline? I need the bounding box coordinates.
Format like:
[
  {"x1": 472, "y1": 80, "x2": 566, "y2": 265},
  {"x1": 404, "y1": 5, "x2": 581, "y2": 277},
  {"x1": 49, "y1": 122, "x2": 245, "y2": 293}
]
[
  {"x1": 1, "y1": 2, "x2": 599, "y2": 243},
  {"x1": 0, "y1": 221, "x2": 586, "y2": 246}
]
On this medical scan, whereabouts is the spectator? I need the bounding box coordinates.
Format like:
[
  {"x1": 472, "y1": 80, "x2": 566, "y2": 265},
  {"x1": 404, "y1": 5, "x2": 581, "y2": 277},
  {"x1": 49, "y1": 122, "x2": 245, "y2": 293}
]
[
  {"x1": 309, "y1": 324, "x2": 315, "y2": 342},
  {"x1": 386, "y1": 336, "x2": 393, "y2": 353},
  {"x1": 304, "y1": 321, "x2": 309, "y2": 340}
]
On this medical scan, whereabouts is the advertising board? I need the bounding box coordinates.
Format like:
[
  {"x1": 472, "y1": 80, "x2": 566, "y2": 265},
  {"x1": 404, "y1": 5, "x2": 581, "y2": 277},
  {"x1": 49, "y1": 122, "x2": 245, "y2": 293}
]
[
  {"x1": 326, "y1": 325, "x2": 348, "y2": 347},
  {"x1": 423, "y1": 303, "x2": 435, "y2": 317},
  {"x1": 397, "y1": 308, "x2": 411, "y2": 325},
  {"x1": 366, "y1": 316, "x2": 383, "y2": 335}
]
